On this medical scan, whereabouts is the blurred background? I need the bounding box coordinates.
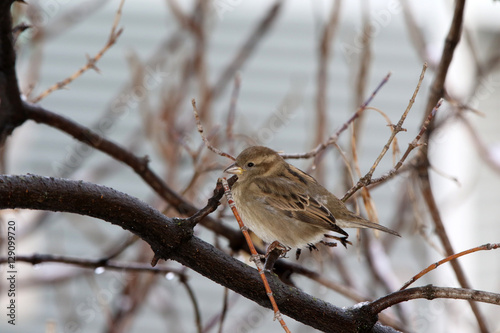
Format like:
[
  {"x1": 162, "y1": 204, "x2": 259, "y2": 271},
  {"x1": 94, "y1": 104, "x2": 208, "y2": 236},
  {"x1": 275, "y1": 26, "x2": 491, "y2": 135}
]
[{"x1": 2, "y1": 0, "x2": 500, "y2": 332}]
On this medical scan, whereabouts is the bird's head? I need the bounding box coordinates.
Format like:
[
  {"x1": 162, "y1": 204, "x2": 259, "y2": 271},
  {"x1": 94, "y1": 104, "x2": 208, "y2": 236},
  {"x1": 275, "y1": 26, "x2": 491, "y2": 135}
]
[{"x1": 224, "y1": 146, "x2": 284, "y2": 181}]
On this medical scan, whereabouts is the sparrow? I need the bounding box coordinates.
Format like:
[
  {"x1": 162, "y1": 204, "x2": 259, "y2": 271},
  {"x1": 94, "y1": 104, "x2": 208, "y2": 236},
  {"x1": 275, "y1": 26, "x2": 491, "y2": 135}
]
[{"x1": 224, "y1": 146, "x2": 400, "y2": 250}]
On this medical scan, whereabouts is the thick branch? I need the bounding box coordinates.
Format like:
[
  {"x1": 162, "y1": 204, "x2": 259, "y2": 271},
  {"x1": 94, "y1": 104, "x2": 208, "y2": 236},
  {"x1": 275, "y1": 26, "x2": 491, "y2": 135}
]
[
  {"x1": 0, "y1": 0, "x2": 26, "y2": 145},
  {"x1": 0, "y1": 174, "x2": 396, "y2": 333},
  {"x1": 422, "y1": 0, "x2": 465, "y2": 121},
  {"x1": 416, "y1": 0, "x2": 487, "y2": 330},
  {"x1": 0, "y1": 174, "x2": 190, "y2": 254}
]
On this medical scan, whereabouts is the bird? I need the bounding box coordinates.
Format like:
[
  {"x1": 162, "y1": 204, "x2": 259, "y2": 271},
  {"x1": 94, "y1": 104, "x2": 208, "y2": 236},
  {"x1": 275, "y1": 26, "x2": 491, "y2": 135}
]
[{"x1": 224, "y1": 146, "x2": 400, "y2": 251}]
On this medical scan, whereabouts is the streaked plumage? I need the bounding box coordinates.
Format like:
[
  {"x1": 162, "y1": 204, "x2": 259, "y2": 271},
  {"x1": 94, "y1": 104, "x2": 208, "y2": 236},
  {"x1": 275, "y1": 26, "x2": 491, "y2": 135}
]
[{"x1": 224, "y1": 146, "x2": 399, "y2": 249}]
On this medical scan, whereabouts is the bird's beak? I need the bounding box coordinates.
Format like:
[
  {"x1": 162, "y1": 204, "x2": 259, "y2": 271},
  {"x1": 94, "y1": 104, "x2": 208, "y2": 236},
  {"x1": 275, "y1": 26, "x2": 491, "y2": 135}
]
[{"x1": 224, "y1": 163, "x2": 244, "y2": 175}]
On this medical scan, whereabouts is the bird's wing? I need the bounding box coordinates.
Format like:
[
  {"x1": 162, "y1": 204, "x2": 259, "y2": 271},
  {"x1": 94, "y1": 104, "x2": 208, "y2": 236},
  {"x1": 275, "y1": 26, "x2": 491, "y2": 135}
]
[{"x1": 254, "y1": 177, "x2": 348, "y2": 237}]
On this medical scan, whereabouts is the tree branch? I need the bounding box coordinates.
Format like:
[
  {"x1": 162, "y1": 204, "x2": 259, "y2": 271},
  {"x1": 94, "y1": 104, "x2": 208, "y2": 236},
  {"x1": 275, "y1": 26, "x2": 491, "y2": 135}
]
[
  {"x1": 416, "y1": 0, "x2": 488, "y2": 330},
  {"x1": 367, "y1": 285, "x2": 500, "y2": 315},
  {"x1": 281, "y1": 73, "x2": 390, "y2": 160},
  {"x1": 0, "y1": 0, "x2": 26, "y2": 145},
  {"x1": 0, "y1": 254, "x2": 185, "y2": 275},
  {"x1": 30, "y1": 0, "x2": 125, "y2": 103},
  {"x1": 0, "y1": 173, "x2": 397, "y2": 332}
]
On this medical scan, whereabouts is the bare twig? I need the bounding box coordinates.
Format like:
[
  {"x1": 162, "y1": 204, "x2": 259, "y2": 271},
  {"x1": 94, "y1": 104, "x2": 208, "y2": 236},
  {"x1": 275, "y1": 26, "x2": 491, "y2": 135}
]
[
  {"x1": 282, "y1": 72, "x2": 391, "y2": 160},
  {"x1": 330, "y1": 142, "x2": 355, "y2": 186},
  {"x1": 364, "y1": 99, "x2": 440, "y2": 191},
  {"x1": 368, "y1": 285, "x2": 500, "y2": 315},
  {"x1": 221, "y1": 177, "x2": 291, "y2": 333},
  {"x1": 400, "y1": 243, "x2": 500, "y2": 290},
  {"x1": 218, "y1": 287, "x2": 230, "y2": 333},
  {"x1": 342, "y1": 65, "x2": 430, "y2": 201},
  {"x1": 192, "y1": 98, "x2": 235, "y2": 160},
  {"x1": 201, "y1": 291, "x2": 239, "y2": 333},
  {"x1": 184, "y1": 176, "x2": 236, "y2": 228},
  {"x1": 31, "y1": 0, "x2": 126, "y2": 103},
  {"x1": 416, "y1": 0, "x2": 488, "y2": 330},
  {"x1": 366, "y1": 66, "x2": 426, "y2": 175},
  {"x1": 179, "y1": 273, "x2": 203, "y2": 333},
  {"x1": 0, "y1": 254, "x2": 185, "y2": 275},
  {"x1": 421, "y1": 1, "x2": 464, "y2": 122}
]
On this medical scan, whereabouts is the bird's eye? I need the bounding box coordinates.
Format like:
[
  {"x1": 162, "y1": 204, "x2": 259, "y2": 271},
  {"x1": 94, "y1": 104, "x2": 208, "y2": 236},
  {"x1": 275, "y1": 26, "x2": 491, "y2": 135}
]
[{"x1": 247, "y1": 162, "x2": 254, "y2": 167}]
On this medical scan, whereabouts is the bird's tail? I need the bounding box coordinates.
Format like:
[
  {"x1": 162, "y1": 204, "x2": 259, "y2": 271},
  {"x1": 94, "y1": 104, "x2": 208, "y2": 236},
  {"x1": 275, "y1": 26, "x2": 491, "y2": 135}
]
[{"x1": 338, "y1": 214, "x2": 400, "y2": 237}]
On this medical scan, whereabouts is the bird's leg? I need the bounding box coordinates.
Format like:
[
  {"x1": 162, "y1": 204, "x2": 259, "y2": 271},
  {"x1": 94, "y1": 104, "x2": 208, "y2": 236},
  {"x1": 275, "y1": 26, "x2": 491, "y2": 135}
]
[
  {"x1": 324, "y1": 234, "x2": 352, "y2": 248},
  {"x1": 264, "y1": 241, "x2": 290, "y2": 271}
]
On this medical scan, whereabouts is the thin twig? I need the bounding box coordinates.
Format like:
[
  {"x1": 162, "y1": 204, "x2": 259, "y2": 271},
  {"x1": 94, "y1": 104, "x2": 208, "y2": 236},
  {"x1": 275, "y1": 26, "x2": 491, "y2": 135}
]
[
  {"x1": 329, "y1": 142, "x2": 355, "y2": 186},
  {"x1": 201, "y1": 291, "x2": 239, "y2": 333},
  {"x1": 282, "y1": 72, "x2": 391, "y2": 160},
  {"x1": 421, "y1": 0, "x2": 464, "y2": 122},
  {"x1": 192, "y1": 98, "x2": 235, "y2": 160},
  {"x1": 342, "y1": 64, "x2": 429, "y2": 201},
  {"x1": 0, "y1": 254, "x2": 185, "y2": 275},
  {"x1": 218, "y1": 287, "x2": 230, "y2": 333},
  {"x1": 31, "y1": 0, "x2": 126, "y2": 103},
  {"x1": 365, "y1": 99, "x2": 441, "y2": 190},
  {"x1": 366, "y1": 66, "x2": 426, "y2": 175},
  {"x1": 179, "y1": 274, "x2": 203, "y2": 333},
  {"x1": 221, "y1": 178, "x2": 291, "y2": 333},
  {"x1": 400, "y1": 243, "x2": 500, "y2": 290},
  {"x1": 184, "y1": 176, "x2": 237, "y2": 228},
  {"x1": 367, "y1": 285, "x2": 500, "y2": 315}
]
